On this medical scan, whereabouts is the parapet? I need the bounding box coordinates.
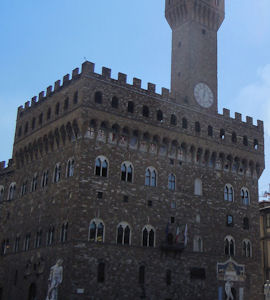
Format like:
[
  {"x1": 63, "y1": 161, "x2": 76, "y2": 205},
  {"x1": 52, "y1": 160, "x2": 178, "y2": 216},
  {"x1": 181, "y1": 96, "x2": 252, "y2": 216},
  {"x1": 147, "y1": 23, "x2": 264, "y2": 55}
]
[{"x1": 16, "y1": 61, "x2": 264, "y2": 132}]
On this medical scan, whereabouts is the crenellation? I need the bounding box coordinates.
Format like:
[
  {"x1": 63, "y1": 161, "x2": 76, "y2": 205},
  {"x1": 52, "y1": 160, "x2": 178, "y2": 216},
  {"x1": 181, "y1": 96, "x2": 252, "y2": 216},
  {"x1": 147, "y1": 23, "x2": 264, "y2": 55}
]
[
  {"x1": 54, "y1": 80, "x2": 61, "y2": 91},
  {"x1": 63, "y1": 74, "x2": 70, "y2": 85},
  {"x1": 24, "y1": 101, "x2": 30, "y2": 109},
  {"x1": 147, "y1": 83, "x2": 156, "y2": 93},
  {"x1": 246, "y1": 116, "x2": 253, "y2": 126},
  {"x1": 31, "y1": 96, "x2": 37, "y2": 106},
  {"x1": 133, "y1": 78, "x2": 142, "y2": 89},
  {"x1": 0, "y1": 161, "x2": 5, "y2": 169},
  {"x1": 257, "y1": 120, "x2": 264, "y2": 131},
  {"x1": 81, "y1": 61, "x2": 95, "y2": 74},
  {"x1": 102, "y1": 67, "x2": 111, "y2": 79},
  {"x1": 46, "y1": 86, "x2": 53, "y2": 97},
  {"x1": 235, "y1": 112, "x2": 242, "y2": 122},
  {"x1": 162, "y1": 87, "x2": 169, "y2": 98},
  {"x1": 118, "y1": 72, "x2": 127, "y2": 84},
  {"x1": 72, "y1": 68, "x2": 79, "y2": 79},
  {"x1": 38, "y1": 91, "x2": 45, "y2": 101},
  {"x1": 222, "y1": 108, "x2": 230, "y2": 118},
  {"x1": 8, "y1": 159, "x2": 13, "y2": 167}
]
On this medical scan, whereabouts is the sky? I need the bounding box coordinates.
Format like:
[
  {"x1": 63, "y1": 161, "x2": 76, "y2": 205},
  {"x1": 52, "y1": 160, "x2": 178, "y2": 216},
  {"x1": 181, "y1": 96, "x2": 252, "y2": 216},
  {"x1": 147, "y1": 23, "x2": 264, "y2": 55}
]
[{"x1": 0, "y1": 0, "x2": 269, "y2": 197}]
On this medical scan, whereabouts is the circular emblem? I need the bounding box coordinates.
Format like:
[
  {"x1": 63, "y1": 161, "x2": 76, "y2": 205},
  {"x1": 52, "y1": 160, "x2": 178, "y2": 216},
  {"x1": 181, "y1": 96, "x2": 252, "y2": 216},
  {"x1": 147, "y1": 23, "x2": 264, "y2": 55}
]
[{"x1": 194, "y1": 83, "x2": 214, "y2": 108}]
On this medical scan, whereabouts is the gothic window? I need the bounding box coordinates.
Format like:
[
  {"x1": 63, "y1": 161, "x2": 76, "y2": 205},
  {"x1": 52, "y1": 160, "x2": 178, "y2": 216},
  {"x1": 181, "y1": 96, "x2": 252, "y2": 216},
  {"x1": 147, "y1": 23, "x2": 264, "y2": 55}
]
[
  {"x1": 182, "y1": 118, "x2": 188, "y2": 129},
  {"x1": 142, "y1": 225, "x2": 155, "y2": 247},
  {"x1": 166, "y1": 270, "x2": 172, "y2": 286},
  {"x1": 89, "y1": 219, "x2": 105, "y2": 242},
  {"x1": 220, "y1": 129, "x2": 225, "y2": 140},
  {"x1": 73, "y1": 91, "x2": 78, "y2": 104},
  {"x1": 145, "y1": 167, "x2": 157, "y2": 187},
  {"x1": 94, "y1": 91, "x2": 103, "y2": 104},
  {"x1": 195, "y1": 122, "x2": 201, "y2": 133},
  {"x1": 242, "y1": 239, "x2": 252, "y2": 257},
  {"x1": 24, "y1": 233, "x2": 31, "y2": 251},
  {"x1": 224, "y1": 236, "x2": 235, "y2": 256},
  {"x1": 66, "y1": 158, "x2": 75, "y2": 178},
  {"x1": 53, "y1": 163, "x2": 61, "y2": 183},
  {"x1": 208, "y1": 125, "x2": 213, "y2": 136},
  {"x1": 142, "y1": 105, "x2": 149, "y2": 118},
  {"x1": 95, "y1": 156, "x2": 108, "y2": 177},
  {"x1": 243, "y1": 135, "x2": 248, "y2": 146},
  {"x1": 139, "y1": 266, "x2": 145, "y2": 285},
  {"x1": 127, "y1": 101, "x2": 134, "y2": 113},
  {"x1": 243, "y1": 217, "x2": 249, "y2": 230},
  {"x1": 47, "y1": 107, "x2": 51, "y2": 120},
  {"x1": 7, "y1": 183, "x2": 16, "y2": 201},
  {"x1": 193, "y1": 236, "x2": 203, "y2": 252},
  {"x1": 97, "y1": 262, "x2": 105, "y2": 283},
  {"x1": 194, "y1": 178, "x2": 202, "y2": 196},
  {"x1": 1, "y1": 239, "x2": 9, "y2": 256},
  {"x1": 31, "y1": 118, "x2": 36, "y2": 130},
  {"x1": 117, "y1": 222, "x2": 131, "y2": 245},
  {"x1": 232, "y1": 132, "x2": 237, "y2": 143},
  {"x1": 47, "y1": 226, "x2": 54, "y2": 246},
  {"x1": 41, "y1": 170, "x2": 49, "y2": 188},
  {"x1": 14, "y1": 236, "x2": 20, "y2": 253},
  {"x1": 170, "y1": 114, "x2": 177, "y2": 125},
  {"x1": 121, "y1": 162, "x2": 133, "y2": 183},
  {"x1": 254, "y1": 139, "x2": 258, "y2": 150},
  {"x1": 0, "y1": 186, "x2": 4, "y2": 202},
  {"x1": 224, "y1": 184, "x2": 234, "y2": 202},
  {"x1": 35, "y1": 230, "x2": 42, "y2": 248},
  {"x1": 241, "y1": 187, "x2": 250, "y2": 205},
  {"x1": 39, "y1": 113, "x2": 43, "y2": 125},
  {"x1": 111, "y1": 96, "x2": 119, "y2": 108},
  {"x1": 157, "y1": 110, "x2": 163, "y2": 121},
  {"x1": 55, "y1": 102, "x2": 60, "y2": 115},
  {"x1": 60, "y1": 222, "x2": 68, "y2": 243},
  {"x1": 21, "y1": 180, "x2": 28, "y2": 196},
  {"x1": 31, "y1": 173, "x2": 38, "y2": 192},
  {"x1": 168, "y1": 174, "x2": 176, "y2": 191},
  {"x1": 64, "y1": 97, "x2": 69, "y2": 110}
]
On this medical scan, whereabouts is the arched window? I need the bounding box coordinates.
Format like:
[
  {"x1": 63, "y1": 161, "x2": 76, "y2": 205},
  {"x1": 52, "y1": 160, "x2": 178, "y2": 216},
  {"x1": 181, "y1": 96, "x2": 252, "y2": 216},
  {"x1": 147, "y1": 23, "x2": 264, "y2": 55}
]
[
  {"x1": 66, "y1": 158, "x2": 75, "y2": 178},
  {"x1": 170, "y1": 114, "x2": 177, "y2": 125},
  {"x1": 142, "y1": 106, "x2": 149, "y2": 117},
  {"x1": 232, "y1": 132, "x2": 237, "y2": 143},
  {"x1": 157, "y1": 110, "x2": 163, "y2": 121},
  {"x1": 194, "y1": 178, "x2": 202, "y2": 196},
  {"x1": 224, "y1": 236, "x2": 235, "y2": 256},
  {"x1": 7, "y1": 183, "x2": 16, "y2": 200},
  {"x1": 220, "y1": 129, "x2": 225, "y2": 140},
  {"x1": 60, "y1": 222, "x2": 68, "y2": 243},
  {"x1": 195, "y1": 122, "x2": 201, "y2": 133},
  {"x1": 47, "y1": 226, "x2": 55, "y2": 246},
  {"x1": 0, "y1": 186, "x2": 4, "y2": 202},
  {"x1": 193, "y1": 236, "x2": 203, "y2": 252},
  {"x1": 121, "y1": 162, "x2": 133, "y2": 183},
  {"x1": 31, "y1": 173, "x2": 38, "y2": 192},
  {"x1": 95, "y1": 156, "x2": 108, "y2": 177},
  {"x1": 182, "y1": 118, "x2": 188, "y2": 129},
  {"x1": 142, "y1": 225, "x2": 155, "y2": 247},
  {"x1": 127, "y1": 101, "x2": 134, "y2": 113},
  {"x1": 21, "y1": 180, "x2": 28, "y2": 196},
  {"x1": 241, "y1": 187, "x2": 250, "y2": 205},
  {"x1": 208, "y1": 125, "x2": 213, "y2": 136},
  {"x1": 254, "y1": 139, "x2": 258, "y2": 150},
  {"x1": 243, "y1": 217, "x2": 249, "y2": 230},
  {"x1": 97, "y1": 262, "x2": 105, "y2": 283},
  {"x1": 94, "y1": 91, "x2": 103, "y2": 104},
  {"x1": 53, "y1": 163, "x2": 61, "y2": 183},
  {"x1": 117, "y1": 222, "x2": 131, "y2": 245},
  {"x1": 111, "y1": 96, "x2": 119, "y2": 108},
  {"x1": 89, "y1": 219, "x2": 105, "y2": 242},
  {"x1": 242, "y1": 239, "x2": 252, "y2": 257},
  {"x1": 41, "y1": 170, "x2": 49, "y2": 188},
  {"x1": 168, "y1": 174, "x2": 176, "y2": 191},
  {"x1": 145, "y1": 167, "x2": 157, "y2": 187},
  {"x1": 224, "y1": 184, "x2": 234, "y2": 202},
  {"x1": 243, "y1": 135, "x2": 248, "y2": 146}
]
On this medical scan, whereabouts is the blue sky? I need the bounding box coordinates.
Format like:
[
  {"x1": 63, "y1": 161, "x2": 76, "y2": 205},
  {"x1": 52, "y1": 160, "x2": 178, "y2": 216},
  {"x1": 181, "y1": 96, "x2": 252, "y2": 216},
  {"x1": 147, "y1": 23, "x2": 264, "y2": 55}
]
[{"x1": 0, "y1": 0, "x2": 270, "y2": 197}]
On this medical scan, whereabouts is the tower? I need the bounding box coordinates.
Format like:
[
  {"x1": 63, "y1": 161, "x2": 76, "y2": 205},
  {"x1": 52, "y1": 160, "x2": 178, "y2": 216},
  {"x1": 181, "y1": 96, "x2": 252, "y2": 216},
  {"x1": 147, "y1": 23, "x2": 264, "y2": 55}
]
[{"x1": 165, "y1": 0, "x2": 225, "y2": 112}]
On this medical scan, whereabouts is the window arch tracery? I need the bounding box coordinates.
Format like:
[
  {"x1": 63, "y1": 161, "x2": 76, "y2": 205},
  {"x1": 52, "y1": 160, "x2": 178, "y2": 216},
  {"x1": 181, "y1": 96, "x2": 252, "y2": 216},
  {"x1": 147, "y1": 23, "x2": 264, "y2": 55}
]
[
  {"x1": 224, "y1": 184, "x2": 234, "y2": 202},
  {"x1": 121, "y1": 161, "x2": 133, "y2": 183},
  {"x1": 95, "y1": 156, "x2": 109, "y2": 177},
  {"x1": 142, "y1": 225, "x2": 155, "y2": 247},
  {"x1": 89, "y1": 219, "x2": 105, "y2": 242},
  {"x1": 117, "y1": 222, "x2": 131, "y2": 245},
  {"x1": 145, "y1": 167, "x2": 157, "y2": 187}
]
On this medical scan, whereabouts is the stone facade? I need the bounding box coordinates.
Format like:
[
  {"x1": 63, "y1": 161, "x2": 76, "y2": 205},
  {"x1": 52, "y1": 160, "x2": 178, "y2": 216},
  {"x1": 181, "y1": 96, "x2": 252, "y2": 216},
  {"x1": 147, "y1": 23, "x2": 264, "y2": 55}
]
[{"x1": 0, "y1": 1, "x2": 265, "y2": 300}]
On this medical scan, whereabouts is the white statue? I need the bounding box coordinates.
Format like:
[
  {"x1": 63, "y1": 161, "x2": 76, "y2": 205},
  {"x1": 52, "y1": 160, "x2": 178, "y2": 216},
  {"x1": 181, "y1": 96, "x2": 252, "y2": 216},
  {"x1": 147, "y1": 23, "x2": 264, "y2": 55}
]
[
  {"x1": 225, "y1": 280, "x2": 234, "y2": 300},
  {"x1": 46, "y1": 259, "x2": 63, "y2": 300},
  {"x1": 264, "y1": 280, "x2": 270, "y2": 300}
]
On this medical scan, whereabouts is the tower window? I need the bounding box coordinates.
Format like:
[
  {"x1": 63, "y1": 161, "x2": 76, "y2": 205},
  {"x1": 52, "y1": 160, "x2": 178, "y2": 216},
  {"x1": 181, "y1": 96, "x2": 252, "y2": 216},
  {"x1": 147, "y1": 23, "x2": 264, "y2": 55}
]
[
  {"x1": 95, "y1": 156, "x2": 108, "y2": 177},
  {"x1": 224, "y1": 236, "x2": 235, "y2": 256},
  {"x1": 241, "y1": 187, "x2": 250, "y2": 205},
  {"x1": 242, "y1": 240, "x2": 252, "y2": 258},
  {"x1": 168, "y1": 174, "x2": 176, "y2": 190},
  {"x1": 254, "y1": 139, "x2": 258, "y2": 150},
  {"x1": 139, "y1": 266, "x2": 145, "y2": 285},
  {"x1": 73, "y1": 91, "x2": 78, "y2": 104},
  {"x1": 55, "y1": 103, "x2": 60, "y2": 115},
  {"x1": 97, "y1": 262, "x2": 105, "y2": 283},
  {"x1": 227, "y1": 215, "x2": 233, "y2": 227},
  {"x1": 39, "y1": 113, "x2": 43, "y2": 125},
  {"x1": 145, "y1": 167, "x2": 157, "y2": 187},
  {"x1": 243, "y1": 136, "x2": 248, "y2": 146},
  {"x1": 24, "y1": 122, "x2": 29, "y2": 134},
  {"x1": 232, "y1": 132, "x2": 237, "y2": 143},
  {"x1": 127, "y1": 101, "x2": 134, "y2": 113},
  {"x1": 182, "y1": 118, "x2": 188, "y2": 129},
  {"x1": 243, "y1": 217, "x2": 249, "y2": 230},
  {"x1": 111, "y1": 96, "x2": 119, "y2": 108},
  {"x1": 157, "y1": 110, "x2": 163, "y2": 121},
  {"x1": 170, "y1": 114, "x2": 177, "y2": 125},
  {"x1": 64, "y1": 97, "x2": 69, "y2": 110},
  {"x1": 31, "y1": 118, "x2": 36, "y2": 130},
  {"x1": 47, "y1": 108, "x2": 51, "y2": 120},
  {"x1": 117, "y1": 223, "x2": 131, "y2": 245},
  {"x1": 94, "y1": 91, "x2": 103, "y2": 104},
  {"x1": 224, "y1": 184, "x2": 234, "y2": 202},
  {"x1": 89, "y1": 219, "x2": 105, "y2": 242},
  {"x1": 142, "y1": 105, "x2": 149, "y2": 117},
  {"x1": 142, "y1": 226, "x2": 155, "y2": 247},
  {"x1": 121, "y1": 162, "x2": 133, "y2": 183},
  {"x1": 220, "y1": 129, "x2": 225, "y2": 140}
]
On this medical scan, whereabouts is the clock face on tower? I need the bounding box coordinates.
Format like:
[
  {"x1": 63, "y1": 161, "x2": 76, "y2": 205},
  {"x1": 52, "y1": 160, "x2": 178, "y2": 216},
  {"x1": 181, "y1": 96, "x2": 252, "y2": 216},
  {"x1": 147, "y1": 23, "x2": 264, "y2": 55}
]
[{"x1": 194, "y1": 83, "x2": 214, "y2": 108}]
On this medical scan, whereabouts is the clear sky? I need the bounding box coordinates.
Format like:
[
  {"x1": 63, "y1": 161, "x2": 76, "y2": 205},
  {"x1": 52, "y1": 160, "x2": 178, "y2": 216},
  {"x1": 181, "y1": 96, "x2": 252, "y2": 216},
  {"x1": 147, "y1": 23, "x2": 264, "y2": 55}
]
[{"x1": 0, "y1": 0, "x2": 270, "y2": 197}]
